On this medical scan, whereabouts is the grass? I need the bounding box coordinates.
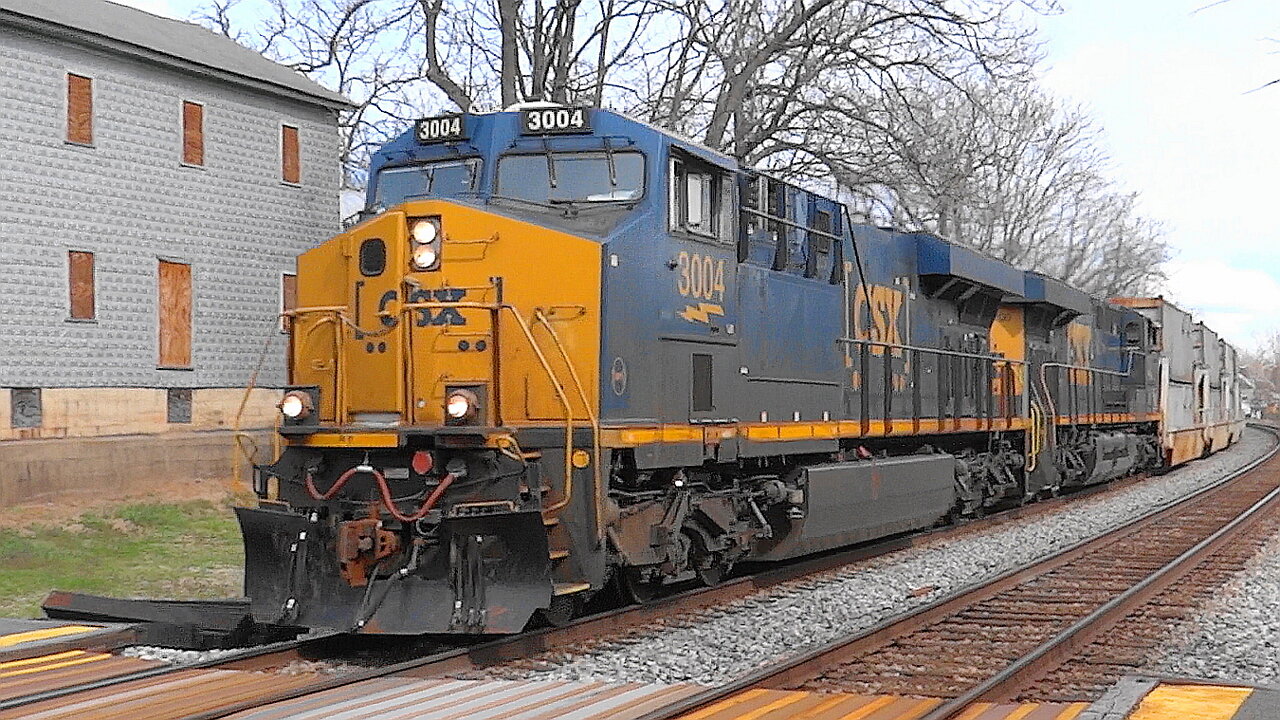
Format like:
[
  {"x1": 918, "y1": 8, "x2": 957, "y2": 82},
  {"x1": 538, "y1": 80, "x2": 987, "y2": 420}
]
[{"x1": 0, "y1": 500, "x2": 244, "y2": 618}]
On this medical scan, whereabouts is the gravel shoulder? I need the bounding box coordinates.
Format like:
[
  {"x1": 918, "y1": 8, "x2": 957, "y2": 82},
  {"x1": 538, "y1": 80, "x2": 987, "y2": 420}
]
[
  {"x1": 471, "y1": 428, "x2": 1275, "y2": 686},
  {"x1": 1147, "y1": 516, "x2": 1280, "y2": 685}
]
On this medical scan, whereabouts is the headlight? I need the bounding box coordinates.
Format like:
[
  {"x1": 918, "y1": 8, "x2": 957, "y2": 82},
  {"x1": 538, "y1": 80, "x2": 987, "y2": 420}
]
[
  {"x1": 410, "y1": 218, "x2": 439, "y2": 244},
  {"x1": 279, "y1": 391, "x2": 313, "y2": 420},
  {"x1": 445, "y1": 389, "x2": 479, "y2": 422},
  {"x1": 411, "y1": 244, "x2": 439, "y2": 270}
]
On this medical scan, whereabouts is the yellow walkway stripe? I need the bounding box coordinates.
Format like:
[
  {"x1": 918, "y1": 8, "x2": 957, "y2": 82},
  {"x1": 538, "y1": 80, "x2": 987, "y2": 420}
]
[
  {"x1": 1128, "y1": 684, "x2": 1253, "y2": 720},
  {"x1": 1004, "y1": 704, "x2": 1040, "y2": 720},
  {"x1": 948, "y1": 703, "x2": 994, "y2": 720},
  {"x1": 678, "y1": 688, "x2": 773, "y2": 720},
  {"x1": 0, "y1": 650, "x2": 87, "y2": 669},
  {"x1": 836, "y1": 696, "x2": 897, "y2": 720},
  {"x1": 0, "y1": 625, "x2": 98, "y2": 648},
  {"x1": 901, "y1": 698, "x2": 944, "y2": 719},
  {"x1": 0, "y1": 652, "x2": 108, "y2": 678},
  {"x1": 735, "y1": 692, "x2": 812, "y2": 719},
  {"x1": 1055, "y1": 702, "x2": 1091, "y2": 720},
  {"x1": 792, "y1": 696, "x2": 852, "y2": 719}
]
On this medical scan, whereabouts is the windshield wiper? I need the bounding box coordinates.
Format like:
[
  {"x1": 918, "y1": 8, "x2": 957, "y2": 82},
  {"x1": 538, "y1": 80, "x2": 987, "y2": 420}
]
[
  {"x1": 489, "y1": 193, "x2": 559, "y2": 210},
  {"x1": 547, "y1": 197, "x2": 638, "y2": 209}
]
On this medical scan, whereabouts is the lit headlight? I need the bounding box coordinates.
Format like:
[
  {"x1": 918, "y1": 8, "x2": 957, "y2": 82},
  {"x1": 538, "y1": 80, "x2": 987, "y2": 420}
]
[
  {"x1": 411, "y1": 218, "x2": 439, "y2": 244},
  {"x1": 445, "y1": 389, "x2": 479, "y2": 422},
  {"x1": 279, "y1": 391, "x2": 313, "y2": 420},
  {"x1": 411, "y1": 244, "x2": 439, "y2": 270}
]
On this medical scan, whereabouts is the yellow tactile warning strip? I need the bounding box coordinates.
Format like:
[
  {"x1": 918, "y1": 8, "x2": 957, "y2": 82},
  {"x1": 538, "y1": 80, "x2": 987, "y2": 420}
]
[
  {"x1": 0, "y1": 625, "x2": 100, "y2": 649},
  {"x1": 1126, "y1": 684, "x2": 1253, "y2": 720},
  {"x1": 0, "y1": 650, "x2": 109, "y2": 678},
  {"x1": 0, "y1": 650, "x2": 158, "y2": 704},
  {"x1": 677, "y1": 689, "x2": 1088, "y2": 720}
]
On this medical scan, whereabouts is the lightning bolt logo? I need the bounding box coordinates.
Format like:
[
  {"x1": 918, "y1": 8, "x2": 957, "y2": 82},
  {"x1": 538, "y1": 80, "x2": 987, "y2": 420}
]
[{"x1": 679, "y1": 303, "x2": 724, "y2": 324}]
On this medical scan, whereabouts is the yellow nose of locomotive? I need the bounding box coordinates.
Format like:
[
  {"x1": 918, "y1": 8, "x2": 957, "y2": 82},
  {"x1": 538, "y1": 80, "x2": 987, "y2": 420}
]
[{"x1": 288, "y1": 199, "x2": 602, "y2": 433}]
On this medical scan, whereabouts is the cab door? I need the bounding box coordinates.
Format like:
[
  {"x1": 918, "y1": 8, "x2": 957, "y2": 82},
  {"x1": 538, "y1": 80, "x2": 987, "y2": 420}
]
[{"x1": 342, "y1": 213, "x2": 407, "y2": 422}]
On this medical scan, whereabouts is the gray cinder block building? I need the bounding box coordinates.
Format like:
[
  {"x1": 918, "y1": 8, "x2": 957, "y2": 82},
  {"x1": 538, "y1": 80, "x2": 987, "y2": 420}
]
[{"x1": 0, "y1": 0, "x2": 351, "y2": 503}]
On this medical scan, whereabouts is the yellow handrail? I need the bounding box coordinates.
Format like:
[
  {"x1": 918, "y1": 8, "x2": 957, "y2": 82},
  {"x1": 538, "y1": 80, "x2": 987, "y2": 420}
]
[
  {"x1": 534, "y1": 308, "x2": 602, "y2": 540},
  {"x1": 400, "y1": 300, "x2": 582, "y2": 519},
  {"x1": 288, "y1": 298, "x2": 590, "y2": 527}
]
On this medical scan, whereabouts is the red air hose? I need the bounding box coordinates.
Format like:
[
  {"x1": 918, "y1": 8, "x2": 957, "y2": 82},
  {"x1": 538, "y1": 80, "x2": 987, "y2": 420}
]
[{"x1": 306, "y1": 467, "x2": 455, "y2": 523}]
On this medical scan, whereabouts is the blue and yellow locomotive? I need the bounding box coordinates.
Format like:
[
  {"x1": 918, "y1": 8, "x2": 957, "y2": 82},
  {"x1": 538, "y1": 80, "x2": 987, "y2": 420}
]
[{"x1": 240, "y1": 106, "x2": 1244, "y2": 634}]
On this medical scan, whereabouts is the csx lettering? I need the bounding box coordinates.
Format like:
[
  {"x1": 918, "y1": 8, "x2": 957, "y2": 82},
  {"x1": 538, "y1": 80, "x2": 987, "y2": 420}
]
[
  {"x1": 851, "y1": 284, "x2": 908, "y2": 391},
  {"x1": 676, "y1": 252, "x2": 726, "y2": 302},
  {"x1": 366, "y1": 288, "x2": 468, "y2": 328},
  {"x1": 410, "y1": 288, "x2": 467, "y2": 327}
]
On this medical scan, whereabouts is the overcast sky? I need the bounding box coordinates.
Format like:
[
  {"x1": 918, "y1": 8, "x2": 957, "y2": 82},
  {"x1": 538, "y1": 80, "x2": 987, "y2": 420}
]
[{"x1": 117, "y1": 0, "x2": 1280, "y2": 349}]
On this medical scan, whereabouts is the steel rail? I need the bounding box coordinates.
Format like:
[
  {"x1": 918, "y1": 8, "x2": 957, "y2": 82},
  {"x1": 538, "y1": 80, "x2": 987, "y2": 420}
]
[{"x1": 630, "y1": 423, "x2": 1279, "y2": 720}]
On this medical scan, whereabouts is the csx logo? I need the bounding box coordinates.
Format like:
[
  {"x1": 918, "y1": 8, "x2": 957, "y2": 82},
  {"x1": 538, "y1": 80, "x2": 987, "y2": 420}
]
[
  {"x1": 376, "y1": 288, "x2": 468, "y2": 327},
  {"x1": 852, "y1": 283, "x2": 905, "y2": 349}
]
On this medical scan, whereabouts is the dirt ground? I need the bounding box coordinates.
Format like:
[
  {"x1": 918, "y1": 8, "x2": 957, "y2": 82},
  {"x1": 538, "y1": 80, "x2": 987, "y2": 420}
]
[{"x1": 0, "y1": 477, "x2": 245, "y2": 530}]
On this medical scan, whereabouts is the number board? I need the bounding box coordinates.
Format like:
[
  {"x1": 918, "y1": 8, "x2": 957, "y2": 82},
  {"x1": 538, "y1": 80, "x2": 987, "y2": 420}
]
[
  {"x1": 415, "y1": 114, "x2": 468, "y2": 144},
  {"x1": 520, "y1": 107, "x2": 591, "y2": 135}
]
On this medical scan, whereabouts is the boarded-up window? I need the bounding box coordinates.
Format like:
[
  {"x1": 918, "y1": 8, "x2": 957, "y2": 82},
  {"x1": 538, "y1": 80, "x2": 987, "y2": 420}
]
[
  {"x1": 281, "y1": 273, "x2": 297, "y2": 332},
  {"x1": 66, "y1": 73, "x2": 93, "y2": 145},
  {"x1": 182, "y1": 101, "x2": 204, "y2": 166},
  {"x1": 158, "y1": 260, "x2": 192, "y2": 368},
  {"x1": 68, "y1": 251, "x2": 95, "y2": 319},
  {"x1": 281, "y1": 124, "x2": 300, "y2": 184}
]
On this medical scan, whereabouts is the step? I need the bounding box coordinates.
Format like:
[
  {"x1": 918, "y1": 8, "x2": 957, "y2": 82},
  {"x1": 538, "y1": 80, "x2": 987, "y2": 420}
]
[
  {"x1": 549, "y1": 549, "x2": 570, "y2": 560},
  {"x1": 543, "y1": 516, "x2": 560, "y2": 527},
  {"x1": 520, "y1": 451, "x2": 543, "y2": 460},
  {"x1": 553, "y1": 582, "x2": 591, "y2": 596}
]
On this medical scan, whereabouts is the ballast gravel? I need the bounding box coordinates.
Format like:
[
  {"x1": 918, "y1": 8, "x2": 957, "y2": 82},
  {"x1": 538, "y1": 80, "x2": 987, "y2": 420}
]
[
  {"x1": 1148, "y1": 522, "x2": 1280, "y2": 684},
  {"x1": 120, "y1": 645, "x2": 243, "y2": 664},
  {"x1": 474, "y1": 428, "x2": 1274, "y2": 686}
]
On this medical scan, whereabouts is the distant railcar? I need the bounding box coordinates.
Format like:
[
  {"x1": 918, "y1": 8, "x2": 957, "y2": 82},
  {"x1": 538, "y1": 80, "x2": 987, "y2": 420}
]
[{"x1": 238, "y1": 107, "x2": 1245, "y2": 635}]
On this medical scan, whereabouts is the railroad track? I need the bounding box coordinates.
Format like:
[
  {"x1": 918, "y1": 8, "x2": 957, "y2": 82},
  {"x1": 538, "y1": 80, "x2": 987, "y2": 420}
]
[
  {"x1": 7, "y1": 429, "x2": 1273, "y2": 720},
  {"x1": 633, "y1": 423, "x2": 1280, "y2": 720}
]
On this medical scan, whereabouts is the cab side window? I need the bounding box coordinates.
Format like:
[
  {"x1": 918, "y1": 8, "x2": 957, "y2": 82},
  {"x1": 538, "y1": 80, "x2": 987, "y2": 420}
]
[{"x1": 670, "y1": 155, "x2": 727, "y2": 242}]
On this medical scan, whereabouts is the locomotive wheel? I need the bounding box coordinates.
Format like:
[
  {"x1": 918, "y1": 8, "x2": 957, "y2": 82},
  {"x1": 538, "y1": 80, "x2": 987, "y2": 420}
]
[{"x1": 618, "y1": 568, "x2": 663, "y2": 604}]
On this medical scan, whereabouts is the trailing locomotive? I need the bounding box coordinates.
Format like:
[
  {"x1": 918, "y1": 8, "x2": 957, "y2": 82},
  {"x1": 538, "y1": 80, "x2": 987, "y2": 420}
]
[{"x1": 240, "y1": 106, "x2": 1245, "y2": 635}]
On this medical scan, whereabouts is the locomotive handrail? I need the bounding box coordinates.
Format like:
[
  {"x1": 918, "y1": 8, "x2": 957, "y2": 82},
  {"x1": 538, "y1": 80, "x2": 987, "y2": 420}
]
[
  {"x1": 400, "y1": 299, "x2": 584, "y2": 522},
  {"x1": 838, "y1": 336, "x2": 1027, "y2": 434},
  {"x1": 837, "y1": 337, "x2": 1028, "y2": 364},
  {"x1": 534, "y1": 307, "x2": 604, "y2": 542},
  {"x1": 1039, "y1": 353, "x2": 1140, "y2": 426},
  {"x1": 287, "y1": 301, "x2": 585, "y2": 517}
]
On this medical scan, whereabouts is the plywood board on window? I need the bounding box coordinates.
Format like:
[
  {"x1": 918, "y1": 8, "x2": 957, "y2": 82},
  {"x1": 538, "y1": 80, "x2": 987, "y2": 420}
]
[
  {"x1": 281, "y1": 125, "x2": 300, "y2": 184},
  {"x1": 67, "y1": 74, "x2": 93, "y2": 145},
  {"x1": 182, "y1": 101, "x2": 204, "y2": 166},
  {"x1": 68, "y1": 251, "x2": 95, "y2": 319},
  {"x1": 158, "y1": 260, "x2": 192, "y2": 368}
]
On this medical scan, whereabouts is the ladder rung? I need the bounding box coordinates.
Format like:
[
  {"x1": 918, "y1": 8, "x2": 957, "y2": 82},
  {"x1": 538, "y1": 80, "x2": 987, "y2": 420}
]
[
  {"x1": 553, "y1": 582, "x2": 591, "y2": 596},
  {"x1": 543, "y1": 516, "x2": 560, "y2": 527},
  {"x1": 521, "y1": 451, "x2": 543, "y2": 460},
  {"x1": 549, "y1": 549, "x2": 570, "y2": 560}
]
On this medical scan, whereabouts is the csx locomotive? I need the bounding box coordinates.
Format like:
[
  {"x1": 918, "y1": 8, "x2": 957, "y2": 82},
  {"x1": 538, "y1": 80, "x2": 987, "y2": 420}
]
[{"x1": 240, "y1": 106, "x2": 1245, "y2": 634}]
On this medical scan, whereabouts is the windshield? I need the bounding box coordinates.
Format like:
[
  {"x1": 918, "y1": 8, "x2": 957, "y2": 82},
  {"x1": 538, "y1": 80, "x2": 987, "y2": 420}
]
[
  {"x1": 496, "y1": 151, "x2": 644, "y2": 205},
  {"x1": 374, "y1": 158, "x2": 482, "y2": 207}
]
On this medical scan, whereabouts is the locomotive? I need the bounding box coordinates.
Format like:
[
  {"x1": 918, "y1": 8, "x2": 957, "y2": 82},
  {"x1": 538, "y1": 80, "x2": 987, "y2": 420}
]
[{"x1": 239, "y1": 106, "x2": 1245, "y2": 634}]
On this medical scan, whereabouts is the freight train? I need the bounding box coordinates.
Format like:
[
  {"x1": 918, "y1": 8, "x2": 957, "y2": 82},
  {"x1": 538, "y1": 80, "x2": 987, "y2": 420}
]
[{"x1": 239, "y1": 106, "x2": 1245, "y2": 635}]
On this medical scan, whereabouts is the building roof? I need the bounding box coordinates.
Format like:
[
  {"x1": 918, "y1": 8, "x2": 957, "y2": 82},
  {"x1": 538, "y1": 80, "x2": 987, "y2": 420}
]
[{"x1": 0, "y1": 0, "x2": 351, "y2": 109}]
